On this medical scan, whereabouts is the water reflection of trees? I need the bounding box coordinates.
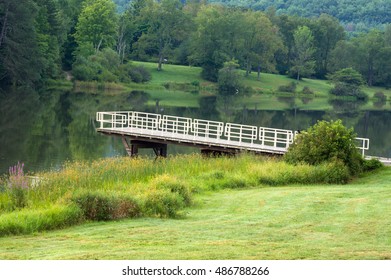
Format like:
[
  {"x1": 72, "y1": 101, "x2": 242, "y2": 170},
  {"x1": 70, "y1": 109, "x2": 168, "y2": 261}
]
[
  {"x1": 1, "y1": 87, "x2": 390, "y2": 174},
  {"x1": 328, "y1": 98, "x2": 367, "y2": 116}
]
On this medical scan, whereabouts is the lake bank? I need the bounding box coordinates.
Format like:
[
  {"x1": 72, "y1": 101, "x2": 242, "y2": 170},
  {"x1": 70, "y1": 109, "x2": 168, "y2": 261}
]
[{"x1": 0, "y1": 159, "x2": 390, "y2": 259}]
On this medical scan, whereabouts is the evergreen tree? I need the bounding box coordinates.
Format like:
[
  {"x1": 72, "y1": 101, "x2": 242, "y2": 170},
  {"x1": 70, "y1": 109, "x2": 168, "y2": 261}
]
[{"x1": 0, "y1": 0, "x2": 43, "y2": 86}]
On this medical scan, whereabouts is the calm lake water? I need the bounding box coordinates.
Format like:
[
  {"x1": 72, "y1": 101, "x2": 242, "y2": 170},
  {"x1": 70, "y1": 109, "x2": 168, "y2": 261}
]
[{"x1": 0, "y1": 87, "x2": 390, "y2": 174}]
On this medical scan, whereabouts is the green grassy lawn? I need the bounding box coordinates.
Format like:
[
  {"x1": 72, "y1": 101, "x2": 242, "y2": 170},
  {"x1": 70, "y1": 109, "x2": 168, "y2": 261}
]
[
  {"x1": 124, "y1": 62, "x2": 391, "y2": 111},
  {"x1": 1, "y1": 167, "x2": 390, "y2": 260},
  {"x1": 133, "y1": 61, "x2": 210, "y2": 87}
]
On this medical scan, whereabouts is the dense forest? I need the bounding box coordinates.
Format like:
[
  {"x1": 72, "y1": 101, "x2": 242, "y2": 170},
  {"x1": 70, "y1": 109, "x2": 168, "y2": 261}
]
[
  {"x1": 210, "y1": 0, "x2": 391, "y2": 31},
  {"x1": 1, "y1": 0, "x2": 391, "y2": 90}
]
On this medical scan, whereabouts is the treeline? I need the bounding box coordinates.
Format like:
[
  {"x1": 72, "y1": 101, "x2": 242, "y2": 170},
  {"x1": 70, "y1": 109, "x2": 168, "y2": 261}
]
[
  {"x1": 209, "y1": 0, "x2": 391, "y2": 32},
  {"x1": 1, "y1": 0, "x2": 391, "y2": 89}
]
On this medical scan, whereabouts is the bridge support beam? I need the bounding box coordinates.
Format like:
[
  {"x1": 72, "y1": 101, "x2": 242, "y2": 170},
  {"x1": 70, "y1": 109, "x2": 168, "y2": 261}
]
[{"x1": 122, "y1": 137, "x2": 167, "y2": 158}]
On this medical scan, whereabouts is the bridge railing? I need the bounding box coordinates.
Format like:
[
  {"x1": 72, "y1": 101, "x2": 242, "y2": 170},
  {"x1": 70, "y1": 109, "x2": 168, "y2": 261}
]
[
  {"x1": 96, "y1": 112, "x2": 127, "y2": 129},
  {"x1": 260, "y1": 127, "x2": 294, "y2": 148},
  {"x1": 160, "y1": 115, "x2": 192, "y2": 135},
  {"x1": 224, "y1": 123, "x2": 258, "y2": 144},
  {"x1": 192, "y1": 119, "x2": 224, "y2": 139},
  {"x1": 355, "y1": 137, "x2": 370, "y2": 156},
  {"x1": 96, "y1": 111, "x2": 370, "y2": 155},
  {"x1": 129, "y1": 111, "x2": 160, "y2": 130}
]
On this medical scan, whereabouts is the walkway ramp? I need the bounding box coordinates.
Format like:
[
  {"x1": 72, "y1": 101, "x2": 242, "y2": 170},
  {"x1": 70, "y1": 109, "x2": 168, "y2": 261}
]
[{"x1": 96, "y1": 111, "x2": 370, "y2": 158}]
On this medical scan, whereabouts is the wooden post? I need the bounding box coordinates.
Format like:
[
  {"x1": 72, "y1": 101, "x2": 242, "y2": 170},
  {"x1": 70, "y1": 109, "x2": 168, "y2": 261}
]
[{"x1": 121, "y1": 138, "x2": 167, "y2": 158}]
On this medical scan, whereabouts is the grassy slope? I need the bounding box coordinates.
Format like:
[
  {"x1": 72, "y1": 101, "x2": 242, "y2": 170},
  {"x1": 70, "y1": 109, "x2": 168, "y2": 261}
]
[
  {"x1": 1, "y1": 167, "x2": 390, "y2": 260},
  {"x1": 130, "y1": 62, "x2": 391, "y2": 110}
]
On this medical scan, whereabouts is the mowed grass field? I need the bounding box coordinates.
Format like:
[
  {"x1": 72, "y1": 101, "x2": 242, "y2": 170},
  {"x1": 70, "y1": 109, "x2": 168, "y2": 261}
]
[
  {"x1": 128, "y1": 61, "x2": 391, "y2": 111},
  {"x1": 1, "y1": 167, "x2": 390, "y2": 260}
]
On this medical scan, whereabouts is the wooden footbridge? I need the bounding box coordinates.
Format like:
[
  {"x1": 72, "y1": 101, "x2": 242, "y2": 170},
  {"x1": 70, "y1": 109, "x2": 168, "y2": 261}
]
[{"x1": 96, "y1": 111, "x2": 371, "y2": 158}]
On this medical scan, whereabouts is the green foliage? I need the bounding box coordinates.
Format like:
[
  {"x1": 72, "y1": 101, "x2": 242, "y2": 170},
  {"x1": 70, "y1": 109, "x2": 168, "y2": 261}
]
[
  {"x1": 131, "y1": 0, "x2": 191, "y2": 71},
  {"x1": 217, "y1": 60, "x2": 243, "y2": 96},
  {"x1": 0, "y1": 205, "x2": 82, "y2": 237},
  {"x1": 0, "y1": 0, "x2": 43, "y2": 86},
  {"x1": 330, "y1": 84, "x2": 368, "y2": 100},
  {"x1": 290, "y1": 26, "x2": 316, "y2": 80},
  {"x1": 327, "y1": 67, "x2": 365, "y2": 86},
  {"x1": 74, "y1": 0, "x2": 118, "y2": 52},
  {"x1": 278, "y1": 82, "x2": 297, "y2": 93},
  {"x1": 142, "y1": 189, "x2": 186, "y2": 218},
  {"x1": 0, "y1": 154, "x2": 386, "y2": 236},
  {"x1": 256, "y1": 161, "x2": 350, "y2": 185},
  {"x1": 72, "y1": 48, "x2": 120, "y2": 82},
  {"x1": 6, "y1": 162, "x2": 29, "y2": 209},
  {"x1": 209, "y1": 0, "x2": 391, "y2": 29},
  {"x1": 362, "y1": 158, "x2": 384, "y2": 172},
  {"x1": 72, "y1": 191, "x2": 141, "y2": 221},
  {"x1": 129, "y1": 66, "x2": 151, "y2": 83},
  {"x1": 374, "y1": 91, "x2": 386, "y2": 101},
  {"x1": 328, "y1": 68, "x2": 368, "y2": 100},
  {"x1": 285, "y1": 120, "x2": 364, "y2": 175},
  {"x1": 301, "y1": 86, "x2": 314, "y2": 95}
]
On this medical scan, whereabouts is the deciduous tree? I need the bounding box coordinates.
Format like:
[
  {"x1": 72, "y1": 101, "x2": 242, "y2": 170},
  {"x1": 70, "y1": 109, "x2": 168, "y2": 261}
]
[
  {"x1": 290, "y1": 26, "x2": 316, "y2": 80},
  {"x1": 74, "y1": 0, "x2": 118, "y2": 53}
]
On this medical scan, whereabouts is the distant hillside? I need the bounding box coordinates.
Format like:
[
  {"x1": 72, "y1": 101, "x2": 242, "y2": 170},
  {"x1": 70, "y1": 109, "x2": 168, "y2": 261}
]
[
  {"x1": 114, "y1": 0, "x2": 391, "y2": 30},
  {"x1": 209, "y1": 0, "x2": 391, "y2": 28}
]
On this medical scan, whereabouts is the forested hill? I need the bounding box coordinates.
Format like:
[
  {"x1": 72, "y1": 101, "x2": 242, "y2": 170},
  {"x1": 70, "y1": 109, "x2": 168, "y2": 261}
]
[
  {"x1": 210, "y1": 0, "x2": 391, "y2": 25},
  {"x1": 115, "y1": 0, "x2": 391, "y2": 28}
]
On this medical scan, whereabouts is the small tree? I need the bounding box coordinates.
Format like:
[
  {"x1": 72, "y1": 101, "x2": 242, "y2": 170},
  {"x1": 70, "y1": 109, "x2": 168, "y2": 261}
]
[
  {"x1": 284, "y1": 120, "x2": 364, "y2": 175},
  {"x1": 217, "y1": 60, "x2": 243, "y2": 96},
  {"x1": 327, "y1": 68, "x2": 368, "y2": 100},
  {"x1": 290, "y1": 26, "x2": 316, "y2": 80}
]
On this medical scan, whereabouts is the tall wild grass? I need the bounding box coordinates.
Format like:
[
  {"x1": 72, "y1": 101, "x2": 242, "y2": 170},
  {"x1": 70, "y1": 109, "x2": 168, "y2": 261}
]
[{"x1": 0, "y1": 154, "x2": 352, "y2": 236}]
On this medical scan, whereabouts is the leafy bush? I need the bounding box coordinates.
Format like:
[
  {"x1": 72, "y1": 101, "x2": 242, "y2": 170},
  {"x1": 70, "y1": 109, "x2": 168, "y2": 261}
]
[
  {"x1": 284, "y1": 120, "x2": 364, "y2": 175},
  {"x1": 119, "y1": 63, "x2": 151, "y2": 83},
  {"x1": 278, "y1": 82, "x2": 297, "y2": 93},
  {"x1": 191, "y1": 80, "x2": 200, "y2": 87},
  {"x1": 328, "y1": 68, "x2": 368, "y2": 100},
  {"x1": 72, "y1": 191, "x2": 141, "y2": 221},
  {"x1": 142, "y1": 189, "x2": 186, "y2": 218},
  {"x1": 301, "y1": 86, "x2": 314, "y2": 95},
  {"x1": 374, "y1": 91, "x2": 386, "y2": 101},
  {"x1": 218, "y1": 60, "x2": 244, "y2": 96},
  {"x1": 129, "y1": 66, "x2": 151, "y2": 83},
  {"x1": 330, "y1": 83, "x2": 368, "y2": 100},
  {"x1": 151, "y1": 174, "x2": 192, "y2": 206},
  {"x1": 362, "y1": 158, "x2": 384, "y2": 171}
]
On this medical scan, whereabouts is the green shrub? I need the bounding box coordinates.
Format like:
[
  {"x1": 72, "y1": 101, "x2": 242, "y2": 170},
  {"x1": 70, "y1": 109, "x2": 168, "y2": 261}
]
[
  {"x1": 328, "y1": 68, "x2": 368, "y2": 100},
  {"x1": 143, "y1": 189, "x2": 185, "y2": 218},
  {"x1": 191, "y1": 80, "x2": 200, "y2": 87},
  {"x1": 72, "y1": 191, "x2": 141, "y2": 221},
  {"x1": 321, "y1": 160, "x2": 351, "y2": 184},
  {"x1": 362, "y1": 158, "x2": 384, "y2": 171},
  {"x1": 285, "y1": 120, "x2": 363, "y2": 175},
  {"x1": 0, "y1": 205, "x2": 82, "y2": 237},
  {"x1": 152, "y1": 174, "x2": 193, "y2": 206},
  {"x1": 129, "y1": 66, "x2": 151, "y2": 83},
  {"x1": 374, "y1": 91, "x2": 386, "y2": 101},
  {"x1": 301, "y1": 86, "x2": 314, "y2": 95},
  {"x1": 278, "y1": 82, "x2": 297, "y2": 93}
]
